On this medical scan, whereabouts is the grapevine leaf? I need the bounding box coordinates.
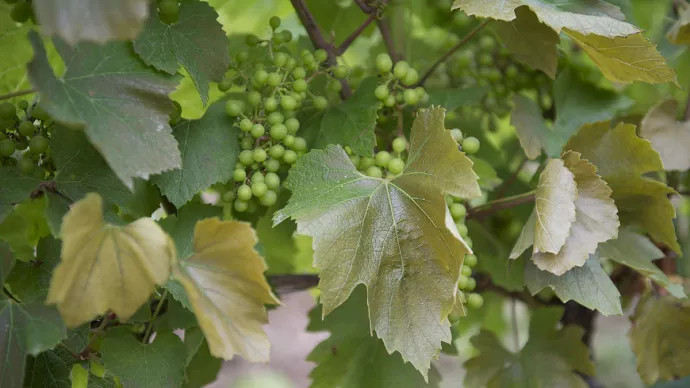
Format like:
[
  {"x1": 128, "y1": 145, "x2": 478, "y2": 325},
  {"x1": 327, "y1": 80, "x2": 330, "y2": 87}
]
[
  {"x1": 44, "y1": 192, "x2": 71, "y2": 237},
  {"x1": 630, "y1": 294, "x2": 690, "y2": 385},
  {"x1": 101, "y1": 328, "x2": 186, "y2": 388},
  {"x1": 152, "y1": 102, "x2": 239, "y2": 207},
  {"x1": 155, "y1": 297, "x2": 197, "y2": 332},
  {"x1": 171, "y1": 218, "x2": 279, "y2": 362},
  {"x1": 305, "y1": 0, "x2": 374, "y2": 45},
  {"x1": 510, "y1": 95, "x2": 556, "y2": 159},
  {"x1": 23, "y1": 346, "x2": 75, "y2": 388},
  {"x1": 533, "y1": 158, "x2": 578, "y2": 255},
  {"x1": 639, "y1": 99, "x2": 690, "y2": 171},
  {"x1": 494, "y1": 6, "x2": 559, "y2": 78},
  {"x1": 307, "y1": 77, "x2": 380, "y2": 156},
  {"x1": 5, "y1": 236, "x2": 61, "y2": 303},
  {"x1": 32, "y1": 0, "x2": 150, "y2": 44},
  {"x1": 565, "y1": 121, "x2": 680, "y2": 253},
  {"x1": 426, "y1": 87, "x2": 489, "y2": 111},
  {"x1": 307, "y1": 286, "x2": 441, "y2": 388},
  {"x1": 255, "y1": 192, "x2": 301, "y2": 274},
  {"x1": 668, "y1": 2, "x2": 690, "y2": 45},
  {"x1": 183, "y1": 328, "x2": 222, "y2": 388},
  {"x1": 598, "y1": 230, "x2": 685, "y2": 298},
  {"x1": 275, "y1": 107, "x2": 480, "y2": 376},
  {"x1": 524, "y1": 256, "x2": 622, "y2": 316},
  {"x1": 0, "y1": 167, "x2": 43, "y2": 223},
  {"x1": 0, "y1": 197, "x2": 50, "y2": 262},
  {"x1": 46, "y1": 193, "x2": 176, "y2": 327},
  {"x1": 0, "y1": 241, "x2": 12, "y2": 283},
  {"x1": 532, "y1": 152, "x2": 619, "y2": 275},
  {"x1": 133, "y1": 0, "x2": 229, "y2": 105},
  {"x1": 464, "y1": 307, "x2": 595, "y2": 388},
  {"x1": 27, "y1": 32, "x2": 182, "y2": 189},
  {"x1": 469, "y1": 156, "x2": 502, "y2": 190}
]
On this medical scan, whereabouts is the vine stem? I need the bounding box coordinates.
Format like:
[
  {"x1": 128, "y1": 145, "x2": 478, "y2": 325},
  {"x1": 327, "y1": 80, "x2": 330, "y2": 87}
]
[
  {"x1": 468, "y1": 190, "x2": 536, "y2": 220},
  {"x1": 142, "y1": 289, "x2": 168, "y2": 344},
  {"x1": 0, "y1": 88, "x2": 35, "y2": 101},
  {"x1": 416, "y1": 20, "x2": 489, "y2": 86},
  {"x1": 494, "y1": 156, "x2": 528, "y2": 199}
]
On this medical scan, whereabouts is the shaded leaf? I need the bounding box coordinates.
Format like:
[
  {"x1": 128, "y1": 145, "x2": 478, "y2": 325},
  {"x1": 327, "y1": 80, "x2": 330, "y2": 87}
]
[
  {"x1": 0, "y1": 167, "x2": 43, "y2": 223},
  {"x1": 5, "y1": 236, "x2": 61, "y2": 302},
  {"x1": 155, "y1": 297, "x2": 197, "y2": 332},
  {"x1": 44, "y1": 192, "x2": 71, "y2": 237},
  {"x1": 533, "y1": 158, "x2": 577, "y2": 255},
  {"x1": 511, "y1": 95, "x2": 556, "y2": 159},
  {"x1": 27, "y1": 32, "x2": 181, "y2": 188},
  {"x1": 47, "y1": 193, "x2": 176, "y2": 327},
  {"x1": 0, "y1": 197, "x2": 50, "y2": 262},
  {"x1": 134, "y1": 0, "x2": 229, "y2": 104},
  {"x1": 183, "y1": 328, "x2": 222, "y2": 388},
  {"x1": 275, "y1": 107, "x2": 480, "y2": 376},
  {"x1": 172, "y1": 218, "x2": 278, "y2": 362},
  {"x1": 23, "y1": 346, "x2": 76, "y2": 388},
  {"x1": 639, "y1": 99, "x2": 690, "y2": 171}
]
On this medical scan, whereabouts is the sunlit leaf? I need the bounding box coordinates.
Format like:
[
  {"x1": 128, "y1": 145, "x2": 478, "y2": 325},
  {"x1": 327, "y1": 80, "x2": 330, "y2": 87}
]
[
  {"x1": 639, "y1": 99, "x2": 690, "y2": 171},
  {"x1": 533, "y1": 158, "x2": 577, "y2": 256}
]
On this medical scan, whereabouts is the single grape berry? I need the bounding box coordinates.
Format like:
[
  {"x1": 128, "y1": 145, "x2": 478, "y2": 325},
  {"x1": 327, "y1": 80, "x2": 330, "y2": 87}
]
[
  {"x1": 333, "y1": 65, "x2": 349, "y2": 79},
  {"x1": 376, "y1": 53, "x2": 393, "y2": 73},
  {"x1": 388, "y1": 158, "x2": 405, "y2": 175},
  {"x1": 285, "y1": 117, "x2": 300, "y2": 134},
  {"x1": 392, "y1": 137, "x2": 407, "y2": 153},
  {"x1": 366, "y1": 166, "x2": 383, "y2": 178},
  {"x1": 266, "y1": 159, "x2": 281, "y2": 172},
  {"x1": 479, "y1": 35, "x2": 496, "y2": 52},
  {"x1": 267, "y1": 112, "x2": 284, "y2": 125},
  {"x1": 293, "y1": 79, "x2": 308, "y2": 93},
  {"x1": 403, "y1": 88, "x2": 419, "y2": 105},
  {"x1": 359, "y1": 157, "x2": 375, "y2": 170},
  {"x1": 0, "y1": 102, "x2": 16, "y2": 120},
  {"x1": 264, "y1": 172, "x2": 280, "y2": 190},
  {"x1": 18, "y1": 157, "x2": 35, "y2": 175},
  {"x1": 292, "y1": 67, "x2": 307, "y2": 79},
  {"x1": 464, "y1": 254, "x2": 477, "y2": 268},
  {"x1": 251, "y1": 171, "x2": 265, "y2": 183},
  {"x1": 314, "y1": 49, "x2": 328, "y2": 63},
  {"x1": 273, "y1": 52, "x2": 288, "y2": 67},
  {"x1": 225, "y1": 100, "x2": 243, "y2": 117},
  {"x1": 252, "y1": 182, "x2": 269, "y2": 198},
  {"x1": 313, "y1": 96, "x2": 328, "y2": 110},
  {"x1": 269, "y1": 144, "x2": 285, "y2": 159},
  {"x1": 247, "y1": 91, "x2": 262, "y2": 106},
  {"x1": 245, "y1": 34, "x2": 260, "y2": 47},
  {"x1": 260, "y1": 190, "x2": 278, "y2": 206},
  {"x1": 17, "y1": 100, "x2": 28, "y2": 111},
  {"x1": 285, "y1": 57, "x2": 297, "y2": 71},
  {"x1": 239, "y1": 118, "x2": 253, "y2": 132},
  {"x1": 253, "y1": 148, "x2": 267, "y2": 162},
  {"x1": 457, "y1": 275, "x2": 469, "y2": 290},
  {"x1": 250, "y1": 124, "x2": 265, "y2": 138},
  {"x1": 18, "y1": 121, "x2": 34, "y2": 137},
  {"x1": 283, "y1": 150, "x2": 298, "y2": 164},
  {"x1": 236, "y1": 51, "x2": 250, "y2": 64},
  {"x1": 280, "y1": 30, "x2": 293, "y2": 43},
  {"x1": 393, "y1": 61, "x2": 410, "y2": 80},
  {"x1": 29, "y1": 135, "x2": 48, "y2": 154},
  {"x1": 15, "y1": 138, "x2": 28, "y2": 151},
  {"x1": 456, "y1": 223, "x2": 468, "y2": 237},
  {"x1": 234, "y1": 199, "x2": 249, "y2": 212},
  {"x1": 270, "y1": 124, "x2": 288, "y2": 140},
  {"x1": 239, "y1": 150, "x2": 254, "y2": 166},
  {"x1": 240, "y1": 136, "x2": 253, "y2": 150},
  {"x1": 218, "y1": 78, "x2": 233, "y2": 92},
  {"x1": 374, "y1": 85, "x2": 390, "y2": 101},
  {"x1": 375, "y1": 151, "x2": 391, "y2": 167},
  {"x1": 283, "y1": 135, "x2": 295, "y2": 147},
  {"x1": 450, "y1": 203, "x2": 467, "y2": 220},
  {"x1": 267, "y1": 72, "x2": 282, "y2": 87},
  {"x1": 253, "y1": 69, "x2": 269, "y2": 86},
  {"x1": 233, "y1": 169, "x2": 247, "y2": 182},
  {"x1": 237, "y1": 185, "x2": 253, "y2": 201},
  {"x1": 281, "y1": 95, "x2": 297, "y2": 111},
  {"x1": 0, "y1": 139, "x2": 15, "y2": 157},
  {"x1": 402, "y1": 68, "x2": 419, "y2": 86},
  {"x1": 264, "y1": 97, "x2": 278, "y2": 112},
  {"x1": 11, "y1": 1, "x2": 32, "y2": 23},
  {"x1": 467, "y1": 293, "x2": 484, "y2": 309},
  {"x1": 466, "y1": 277, "x2": 477, "y2": 291},
  {"x1": 461, "y1": 265, "x2": 472, "y2": 277},
  {"x1": 384, "y1": 95, "x2": 396, "y2": 108},
  {"x1": 292, "y1": 137, "x2": 307, "y2": 152},
  {"x1": 462, "y1": 137, "x2": 480, "y2": 154}
]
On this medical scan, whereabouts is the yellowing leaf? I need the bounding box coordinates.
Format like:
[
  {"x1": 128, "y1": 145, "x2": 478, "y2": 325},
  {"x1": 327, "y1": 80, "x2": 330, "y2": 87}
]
[
  {"x1": 47, "y1": 193, "x2": 176, "y2": 327},
  {"x1": 639, "y1": 99, "x2": 690, "y2": 171},
  {"x1": 172, "y1": 218, "x2": 279, "y2": 362},
  {"x1": 533, "y1": 159, "x2": 577, "y2": 255},
  {"x1": 275, "y1": 107, "x2": 480, "y2": 377},
  {"x1": 565, "y1": 30, "x2": 678, "y2": 85}
]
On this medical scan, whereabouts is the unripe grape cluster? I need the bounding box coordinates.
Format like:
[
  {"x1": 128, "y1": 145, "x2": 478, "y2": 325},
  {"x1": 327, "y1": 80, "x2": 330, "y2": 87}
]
[
  {"x1": 346, "y1": 135, "x2": 409, "y2": 179},
  {"x1": 373, "y1": 54, "x2": 428, "y2": 120},
  {"x1": 0, "y1": 100, "x2": 54, "y2": 179},
  {"x1": 215, "y1": 16, "x2": 346, "y2": 214},
  {"x1": 446, "y1": 194, "x2": 483, "y2": 309}
]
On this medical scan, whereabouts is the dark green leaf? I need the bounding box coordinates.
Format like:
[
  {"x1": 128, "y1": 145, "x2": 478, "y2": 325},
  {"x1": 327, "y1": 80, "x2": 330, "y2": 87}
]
[
  {"x1": 0, "y1": 167, "x2": 42, "y2": 223},
  {"x1": 23, "y1": 346, "x2": 76, "y2": 388},
  {"x1": 155, "y1": 297, "x2": 197, "y2": 332},
  {"x1": 426, "y1": 87, "x2": 488, "y2": 111},
  {"x1": 183, "y1": 328, "x2": 222, "y2": 388},
  {"x1": 0, "y1": 197, "x2": 50, "y2": 262},
  {"x1": 5, "y1": 236, "x2": 61, "y2": 302}
]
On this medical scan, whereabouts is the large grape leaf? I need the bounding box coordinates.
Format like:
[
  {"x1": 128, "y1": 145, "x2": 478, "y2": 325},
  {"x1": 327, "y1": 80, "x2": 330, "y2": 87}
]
[
  {"x1": 668, "y1": 2, "x2": 690, "y2": 45},
  {"x1": 598, "y1": 230, "x2": 685, "y2": 298},
  {"x1": 22, "y1": 346, "x2": 78, "y2": 388},
  {"x1": 101, "y1": 328, "x2": 186, "y2": 388},
  {"x1": 46, "y1": 193, "x2": 176, "y2": 327},
  {"x1": 27, "y1": 32, "x2": 182, "y2": 189},
  {"x1": 565, "y1": 121, "x2": 680, "y2": 253},
  {"x1": 630, "y1": 294, "x2": 690, "y2": 385},
  {"x1": 307, "y1": 287, "x2": 440, "y2": 388},
  {"x1": 0, "y1": 167, "x2": 43, "y2": 223},
  {"x1": 0, "y1": 197, "x2": 50, "y2": 262},
  {"x1": 133, "y1": 0, "x2": 229, "y2": 105},
  {"x1": 464, "y1": 307, "x2": 595, "y2": 388},
  {"x1": 524, "y1": 256, "x2": 622, "y2": 316},
  {"x1": 171, "y1": 218, "x2": 279, "y2": 362},
  {"x1": 152, "y1": 102, "x2": 238, "y2": 207},
  {"x1": 493, "y1": 6, "x2": 559, "y2": 78},
  {"x1": 33, "y1": 0, "x2": 149, "y2": 44},
  {"x1": 639, "y1": 99, "x2": 690, "y2": 171},
  {"x1": 275, "y1": 107, "x2": 480, "y2": 376},
  {"x1": 5, "y1": 236, "x2": 61, "y2": 303}
]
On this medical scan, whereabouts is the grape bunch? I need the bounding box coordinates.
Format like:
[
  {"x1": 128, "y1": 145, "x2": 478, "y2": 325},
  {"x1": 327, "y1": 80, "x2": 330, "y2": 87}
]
[
  {"x1": 0, "y1": 100, "x2": 54, "y2": 179},
  {"x1": 347, "y1": 136, "x2": 408, "y2": 179},
  {"x1": 373, "y1": 54, "x2": 428, "y2": 122},
  {"x1": 446, "y1": 193, "x2": 483, "y2": 309},
  {"x1": 215, "y1": 16, "x2": 346, "y2": 214},
  {"x1": 6, "y1": 0, "x2": 34, "y2": 24}
]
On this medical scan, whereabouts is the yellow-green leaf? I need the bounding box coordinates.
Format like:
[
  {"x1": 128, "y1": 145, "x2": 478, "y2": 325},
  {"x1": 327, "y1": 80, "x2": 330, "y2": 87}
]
[
  {"x1": 534, "y1": 159, "x2": 578, "y2": 255},
  {"x1": 639, "y1": 99, "x2": 690, "y2": 171},
  {"x1": 46, "y1": 193, "x2": 176, "y2": 327},
  {"x1": 172, "y1": 218, "x2": 279, "y2": 362}
]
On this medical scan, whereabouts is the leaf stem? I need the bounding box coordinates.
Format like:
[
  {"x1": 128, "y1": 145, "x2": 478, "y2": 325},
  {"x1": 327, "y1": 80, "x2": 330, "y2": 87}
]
[
  {"x1": 468, "y1": 190, "x2": 536, "y2": 220},
  {"x1": 494, "y1": 155, "x2": 528, "y2": 199},
  {"x1": 416, "y1": 20, "x2": 489, "y2": 87},
  {"x1": 0, "y1": 88, "x2": 36, "y2": 101},
  {"x1": 142, "y1": 289, "x2": 168, "y2": 344},
  {"x1": 58, "y1": 342, "x2": 81, "y2": 359}
]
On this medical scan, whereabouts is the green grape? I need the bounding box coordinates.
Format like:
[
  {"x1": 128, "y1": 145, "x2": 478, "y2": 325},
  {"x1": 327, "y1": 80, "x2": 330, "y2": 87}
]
[
  {"x1": 464, "y1": 236, "x2": 473, "y2": 249},
  {"x1": 0, "y1": 139, "x2": 15, "y2": 157},
  {"x1": 253, "y1": 148, "x2": 267, "y2": 162},
  {"x1": 272, "y1": 32, "x2": 284, "y2": 45},
  {"x1": 388, "y1": 158, "x2": 405, "y2": 175},
  {"x1": 240, "y1": 136, "x2": 253, "y2": 150},
  {"x1": 313, "y1": 96, "x2": 328, "y2": 110},
  {"x1": 218, "y1": 78, "x2": 233, "y2": 92},
  {"x1": 11, "y1": 1, "x2": 32, "y2": 23},
  {"x1": 359, "y1": 157, "x2": 375, "y2": 170},
  {"x1": 464, "y1": 254, "x2": 477, "y2": 268},
  {"x1": 18, "y1": 157, "x2": 35, "y2": 175},
  {"x1": 333, "y1": 65, "x2": 349, "y2": 79},
  {"x1": 402, "y1": 68, "x2": 419, "y2": 86},
  {"x1": 414, "y1": 87, "x2": 426, "y2": 101},
  {"x1": 310, "y1": 49, "x2": 326, "y2": 64},
  {"x1": 393, "y1": 61, "x2": 410, "y2": 80},
  {"x1": 269, "y1": 144, "x2": 285, "y2": 159},
  {"x1": 18, "y1": 121, "x2": 34, "y2": 137},
  {"x1": 457, "y1": 275, "x2": 469, "y2": 290},
  {"x1": 366, "y1": 166, "x2": 383, "y2": 178},
  {"x1": 270, "y1": 124, "x2": 287, "y2": 140},
  {"x1": 456, "y1": 222, "x2": 468, "y2": 237},
  {"x1": 251, "y1": 171, "x2": 265, "y2": 183},
  {"x1": 266, "y1": 159, "x2": 281, "y2": 172},
  {"x1": 283, "y1": 150, "x2": 298, "y2": 164},
  {"x1": 233, "y1": 169, "x2": 246, "y2": 182},
  {"x1": 239, "y1": 118, "x2": 253, "y2": 132},
  {"x1": 292, "y1": 137, "x2": 307, "y2": 152},
  {"x1": 237, "y1": 184, "x2": 253, "y2": 201},
  {"x1": 273, "y1": 52, "x2": 288, "y2": 67},
  {"x1": 384, "y1": 95, "x2": 396, "y2": 108},
  {"x1": 234, "y1": 199, "x2": 249, "y2": 212},
  {"x1": 505, "y1": 64, "x2": 519, "y2": 79},
  {"x1": 31, "y1": 104, "x2": 50, "y2": 121},
  {"x1": 461, "y1": 265, "x2": 472, "y2": 277},
  {"x1": 236, "y1": 51, "x2": 250, "y2": 64},
  {"x1": 285, "y1": 118, "x2": 300, "y2": 134},
  {"x1": 245, "y1": 34, "x2": 260, "y2": 47},
  {"x1": 302, "y1": 52, "x2": 315, "y2": 65},
  {"x1": 247, "y1": 91, "x2": 262, "y2": 106},
  {"x1": 328, "y1": 80, "x2": 342, "y2": 92},
  {"x1": 465, "y1": 277, "x2": 476, "y2": 291},
  {"x1": 253, "y1": 69, "x2": 269, "y2": 86},
  {"x1": 267, "y1": 72, "x2": 282, "y2": 87},
  {"x1": 374, "y1": 85, "x2": 390, "y2": 101},
  {"x1": 283, "y1": 135, "x2": 295, "y2": 147},
  {"x1": 15, "y1": 138, "x2": 28, "y2": 151},
  {"x1": 280, "y1": 30, "x2": 293, "y2": 43},
  {"x1": 260, "y1": 190, "x2": 278, "y2": 206},
  {"x1": 17, "y1": 100, "x2": 28, "y2": 111},
  {"x1": 281, "y1": 96, "x2": 297, "y2": 111},
  {"x1": 456, "y1": 50, "x2": 474, "y2": 68},
  {"x1": 477, "y1": 53, "x2": 494, "y2": 67},
  {"x1": 264, "y1": 97, "x2": 278, "y2": 112},
  {"x1": 285, "y1": 57, "x2": 297, "y2": 71},
  {"x1": 29, "y1": 135, "x2": 48, "y2": 154},
  {"x1": 252, "y1": 182, "x2": 268, "y2": 197},
  {"x1": 375, "y1": 151, "x2": 391, "y2": 168},
  {"x1": 158, "y1": 0, "x2": 179, "y2": 24},
  {"x1": 239, "y1": 150, "x2": 254, "y2": 165},
  {"x1": 251, "y1": 124, "x2": 265, "y2": 138},
  {"x1": 450, "y1": 203, "x2": 466, "y2": 220},
  {"x1": 462, "y1": 137, "x2": 480, "y2": 154},
  {"x1": 403, "y1": 88, "x2": 419, "y2": 105},
  {"x1": 221, "y1": 190, "x2": 236, "y2": 203},
  {"x1": 479, "y1": 35, "x2": 496, "y2": 51},
  {"x1": 293, "y1": 79, "x2": 308, "y2": 93},
  {"x1": 267, "y1": 112, "x2": 284, "y2": 125},
  {"x1": 376, "y1": 53, "x2": 393, "y2": 73},
  {"x1": 292, "y1": 67, "x2": 307, "y2": 79},
  {"x1": 450, "y1": 128, "x2": 463, "y2": 143},
  {"x1": 264, "y1": 172, "x2": 280, "y2": 189},
  {"x1": 392, "y1": 137, "x2": 407, "y2": 153},
  {"x1": 225, "y1": 100, "x2": 243, "y2": 116},
  {"x1": 467, "y1": 293, "x2": 483, "y2": 309},
  {"x1": 350, "y1": 154, "x2": 361, "y2": 169}
]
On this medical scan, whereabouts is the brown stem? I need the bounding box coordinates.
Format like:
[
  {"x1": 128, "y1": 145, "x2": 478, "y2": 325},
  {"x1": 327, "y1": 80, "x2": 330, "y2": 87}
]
[
  {"x1": 337, "y1": 13, "x2": 377, "y2": 55},
  {"x1": 354, "y1": 0, "x2": 375, "y2": 13},
  {"x1": 494, "y1": 156, "x2": 528, "y2": 199},
  {"x1": 416, "y1": 20, "x2": 489, "y2": 86},
  {"x1": 377, "y1": 18, "x2": 401, "y2": 62},
  {"x1": 0, "y1": 88, "x2": 36, "y2": 101}
]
